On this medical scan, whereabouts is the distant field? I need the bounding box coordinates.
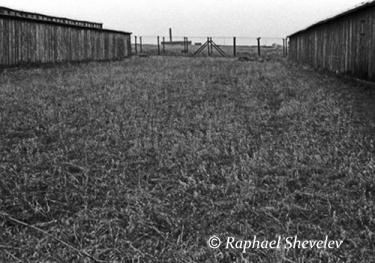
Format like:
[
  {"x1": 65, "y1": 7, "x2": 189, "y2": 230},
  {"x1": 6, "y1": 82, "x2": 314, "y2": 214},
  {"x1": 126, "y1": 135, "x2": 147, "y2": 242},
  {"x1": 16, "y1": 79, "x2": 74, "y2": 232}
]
[
  {"x1": 1, "y1": 57, "x2": 375, "y2": 262},
  {"x1": 135, "y1": 43, "x2": 284, "y2": 59}
]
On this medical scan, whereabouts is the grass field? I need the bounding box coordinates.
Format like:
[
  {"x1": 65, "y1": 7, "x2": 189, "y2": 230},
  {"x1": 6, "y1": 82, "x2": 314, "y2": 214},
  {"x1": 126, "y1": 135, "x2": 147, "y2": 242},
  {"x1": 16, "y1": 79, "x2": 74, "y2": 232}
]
[{"x1": 1, "y1": 56, "x2": 375, "y2": 262}]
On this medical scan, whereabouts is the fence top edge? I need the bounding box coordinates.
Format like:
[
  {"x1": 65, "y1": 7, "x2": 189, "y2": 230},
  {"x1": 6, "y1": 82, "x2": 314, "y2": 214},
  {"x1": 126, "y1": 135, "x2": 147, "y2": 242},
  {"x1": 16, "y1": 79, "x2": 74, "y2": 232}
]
[
  {"x1": 134, "y1": 35, "x2": 285, "y2": 39},
  {"x1": 0, "y1": 13, "x2": 132, "y2": 35}
]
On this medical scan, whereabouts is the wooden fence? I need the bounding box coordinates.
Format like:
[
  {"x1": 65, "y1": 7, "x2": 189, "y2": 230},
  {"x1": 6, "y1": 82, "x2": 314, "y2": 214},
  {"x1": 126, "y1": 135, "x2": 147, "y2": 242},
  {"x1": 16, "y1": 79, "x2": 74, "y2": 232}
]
[
  {"x1": 288, "y1": 3, "x2": 375, "y2": 81},
  {"x1": 0, "y1": 7, "x2": 131, "y2": 67}
]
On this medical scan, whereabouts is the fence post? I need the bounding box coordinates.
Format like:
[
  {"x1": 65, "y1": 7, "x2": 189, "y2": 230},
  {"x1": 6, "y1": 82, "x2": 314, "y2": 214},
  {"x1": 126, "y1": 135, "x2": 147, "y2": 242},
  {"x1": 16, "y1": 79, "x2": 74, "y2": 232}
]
[
  {"x1": 140, "y1": 36, "x2": 143, "y2": 53},
  {"x1": 157, "y1": 36, "x2": 160, "y2": 55},
  {"x1": 207, "y1": 37, "x2": 210, "y2": 56},
  {"x1": 162, "y1": 37, "x2": 166, "y2": 54},
  {"x1": 257, "y1": 37, "x2": 261, "y2": 56},
  {"x1": 233, "y1": 37, "x2": 237, "y2": 57},
  {"x1": 183, "y1": 37, "x2": 185, "y2": 54},
  {"x1": 283, "y1": 38, "x2": 288, "y2": 57},
  {"x1": 184, "y1": 37, "x2": 189, "y2": 54},
  {"x1": 134, "y1": 36, "x2": 138, "y2": 54},
  {"x1": 286, "y1": 38, "x2": 288, "y2": 57}
]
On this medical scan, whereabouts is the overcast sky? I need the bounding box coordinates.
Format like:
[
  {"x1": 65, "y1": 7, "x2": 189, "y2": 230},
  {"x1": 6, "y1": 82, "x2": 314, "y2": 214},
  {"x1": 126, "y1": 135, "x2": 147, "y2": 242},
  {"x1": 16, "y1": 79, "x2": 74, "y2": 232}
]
[{"x1": 0, "y1": 0, "x2": 368, "y2": 38}]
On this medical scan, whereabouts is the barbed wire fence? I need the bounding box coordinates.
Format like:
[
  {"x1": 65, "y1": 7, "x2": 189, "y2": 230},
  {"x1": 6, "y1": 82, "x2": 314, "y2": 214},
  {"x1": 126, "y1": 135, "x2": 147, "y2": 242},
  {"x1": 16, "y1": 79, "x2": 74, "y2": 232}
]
[{"x1": 132, "y1": 35, "x2": 288, "y2": 58}]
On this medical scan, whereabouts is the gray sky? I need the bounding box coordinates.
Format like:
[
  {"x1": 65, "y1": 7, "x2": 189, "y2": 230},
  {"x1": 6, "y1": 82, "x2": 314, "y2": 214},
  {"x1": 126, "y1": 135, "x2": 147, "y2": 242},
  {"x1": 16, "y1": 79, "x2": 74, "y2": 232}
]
[{"x1": 0, "y1": 0, "x2": 368, "y2": 37}]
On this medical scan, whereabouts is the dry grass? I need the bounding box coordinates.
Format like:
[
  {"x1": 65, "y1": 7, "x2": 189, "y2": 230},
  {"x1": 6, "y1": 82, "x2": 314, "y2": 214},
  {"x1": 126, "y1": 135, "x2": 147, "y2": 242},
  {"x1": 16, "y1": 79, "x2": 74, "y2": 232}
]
[{"x1": 0, "y1": 57, "x2": 374, "y2": 262}]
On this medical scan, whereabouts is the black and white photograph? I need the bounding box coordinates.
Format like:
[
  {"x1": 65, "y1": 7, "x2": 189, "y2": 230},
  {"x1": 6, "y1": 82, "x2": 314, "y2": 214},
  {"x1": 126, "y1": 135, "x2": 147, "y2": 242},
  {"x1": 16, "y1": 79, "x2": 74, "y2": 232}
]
[{"x1": 0, "y1": 0, "x2": 374, "y2": 262}]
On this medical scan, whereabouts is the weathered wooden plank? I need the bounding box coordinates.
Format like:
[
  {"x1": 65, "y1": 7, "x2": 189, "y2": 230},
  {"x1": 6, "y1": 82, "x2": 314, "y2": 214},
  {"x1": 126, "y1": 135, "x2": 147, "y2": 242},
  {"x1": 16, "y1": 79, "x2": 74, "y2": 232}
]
[
  {"x1": 11, "y1": 20, "x2": 16, "y2": 65},
  {"x1": 0, "y1": 15, "x2": 131, "y2": 67},
  {"x1": 290, "y1": 5, "x2": 375, "y2": 81},
  {"x1": 0, "y1": 19, "x2": 3, "y2": 65}
]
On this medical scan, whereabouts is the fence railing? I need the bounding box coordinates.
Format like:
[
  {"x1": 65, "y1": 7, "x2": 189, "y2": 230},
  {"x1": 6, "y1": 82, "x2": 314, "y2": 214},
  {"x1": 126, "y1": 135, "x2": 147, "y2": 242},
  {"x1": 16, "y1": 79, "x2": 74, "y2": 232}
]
[{"x1": 132, "y1": 35, "x2": 288, "y2": 58}]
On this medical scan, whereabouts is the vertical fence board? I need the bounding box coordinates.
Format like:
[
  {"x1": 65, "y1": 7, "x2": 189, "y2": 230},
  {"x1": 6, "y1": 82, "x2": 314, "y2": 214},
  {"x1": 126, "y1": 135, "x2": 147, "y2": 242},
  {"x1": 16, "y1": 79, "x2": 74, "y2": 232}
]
[
  {"x1": 0, "y1": 20, "x2": 3, "y2": 64},
  {"x1": 0, "y1": 14, "x2": 131, "y2": 67},
  {"x1": 289, "y1": 6, "x2": 375, "y2": 81}
]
